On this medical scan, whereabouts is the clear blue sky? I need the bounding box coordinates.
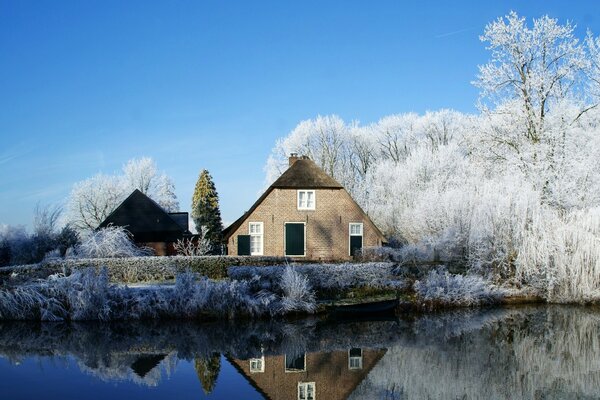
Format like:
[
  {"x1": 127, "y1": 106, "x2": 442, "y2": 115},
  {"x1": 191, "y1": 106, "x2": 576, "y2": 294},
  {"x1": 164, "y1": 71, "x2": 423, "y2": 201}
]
[{"x1": 1, "y1": 0, "x2": 598, "y2": 228}]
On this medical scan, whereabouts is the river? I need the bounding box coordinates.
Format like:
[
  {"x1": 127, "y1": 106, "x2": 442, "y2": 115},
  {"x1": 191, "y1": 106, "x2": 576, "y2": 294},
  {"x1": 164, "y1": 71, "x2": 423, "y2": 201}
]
[{"x1": 0, "y1": 305, "x2": 599, "y2": 399}]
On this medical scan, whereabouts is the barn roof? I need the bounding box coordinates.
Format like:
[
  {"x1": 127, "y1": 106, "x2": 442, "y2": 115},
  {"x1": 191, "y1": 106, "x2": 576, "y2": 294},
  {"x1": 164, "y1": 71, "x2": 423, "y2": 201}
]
[{"x1": 98, "y1": 189, "x2": 189, "y2": 242}]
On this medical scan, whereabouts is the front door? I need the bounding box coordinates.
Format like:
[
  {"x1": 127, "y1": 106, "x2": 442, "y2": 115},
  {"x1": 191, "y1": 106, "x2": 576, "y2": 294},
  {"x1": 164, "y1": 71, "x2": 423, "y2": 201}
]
[
  {"x1": 237, "y1": 235, "x2": 250, "y2": 256},
  {"x1": 285, "y1": 223, "x2": 305, "y2": 256}
]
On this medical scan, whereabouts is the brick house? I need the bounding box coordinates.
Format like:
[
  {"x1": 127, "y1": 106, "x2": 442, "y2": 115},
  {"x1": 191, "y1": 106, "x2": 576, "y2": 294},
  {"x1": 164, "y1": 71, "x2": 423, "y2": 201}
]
[{"x1": 223, "y1": 154, "x2": 386, "y2": 260}]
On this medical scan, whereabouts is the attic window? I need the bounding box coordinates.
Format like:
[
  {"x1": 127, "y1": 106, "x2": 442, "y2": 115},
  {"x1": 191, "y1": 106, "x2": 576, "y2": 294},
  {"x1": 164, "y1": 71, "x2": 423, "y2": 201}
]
[
  {"x1": 297, "y1": 190, "x2": 315, "y2": 210},
  {"x1": 298, "y1": 382, "x2": 315, "y2": 400},
  {"x1": 249, "y1": 356, "x2": 264, "y2": 373}
]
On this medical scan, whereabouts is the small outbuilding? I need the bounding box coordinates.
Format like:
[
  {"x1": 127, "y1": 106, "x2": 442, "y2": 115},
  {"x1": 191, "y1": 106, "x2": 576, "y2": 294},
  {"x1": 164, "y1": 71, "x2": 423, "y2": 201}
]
[
  {"x1": 223, "y1": 154, "x2": 386, "y2": 260},
  {"x1": 98, "y1": 189, "x2": 190, "y2": 255}
]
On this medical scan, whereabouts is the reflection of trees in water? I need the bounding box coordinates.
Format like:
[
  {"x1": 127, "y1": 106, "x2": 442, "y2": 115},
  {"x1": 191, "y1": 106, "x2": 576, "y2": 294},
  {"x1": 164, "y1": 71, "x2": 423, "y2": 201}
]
[
  {"x1": 350, "y1": 306, "x2": 600, "y2": 399},
  {"x1": 194, "y1": 354, "x2": 221, "y2": 394},
  {"x1": 0, "y1": 306, "x2": 599, "y2": 397}
]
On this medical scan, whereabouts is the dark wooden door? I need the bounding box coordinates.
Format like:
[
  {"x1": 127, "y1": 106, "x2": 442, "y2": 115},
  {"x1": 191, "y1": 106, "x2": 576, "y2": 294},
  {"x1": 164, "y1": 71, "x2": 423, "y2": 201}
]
[
  {"x1": 237, "y1": 235, "x2": 250, "y2": 256},
  {"x1": 285, "y1": 223, "x2": 304, "y2": 256},
  {"x1": 350, "y1": 236, "x2": 363, "y2": 256}
]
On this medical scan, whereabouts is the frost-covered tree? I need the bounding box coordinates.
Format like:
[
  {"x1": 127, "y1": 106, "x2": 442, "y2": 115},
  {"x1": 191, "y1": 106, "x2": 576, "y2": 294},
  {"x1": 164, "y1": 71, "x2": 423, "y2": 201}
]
[
  {"x1": 153, "y1": 173, "x2": 179, "y2": 212},
  {"x1": 0, "y1": 205, "x2": 78, "y2": 266},
  {"x1": 587, "y1": 31, "x2": 600, "y2": 101},
  {"x1": 475, "y1": 12, "x2": 588, "y2": 142},
  {"x1": 266, "y1": 115, "x2": 355, "y2": 189},
  {"x1": 261, "y1": 14, "x2": 600, "y2": 303},
  {"x1": 122, "y1": 157, "x2": 180, "y2": 212},
  {"x1": 66, "y1": 174, "x2": 124, "y2": 233},
  {"x1": 191, "y1": 170, "x2": 223, "y2": 253},
  {"x1": 66, "y1": 157, "x2": 179, "y2": 234}
]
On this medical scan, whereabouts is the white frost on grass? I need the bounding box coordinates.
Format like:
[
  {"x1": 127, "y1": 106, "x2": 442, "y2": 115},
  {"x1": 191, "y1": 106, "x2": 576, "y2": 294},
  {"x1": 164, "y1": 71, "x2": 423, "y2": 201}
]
[
  {"x1": 414, "y1": 268, "x2": 505, "y2": 307},
  {"x1": 229, "y1": 262, "x2": 405, "y2": 291},
  {"x1": 0, "y1": 267, "x2": 317, "y2": 321}
]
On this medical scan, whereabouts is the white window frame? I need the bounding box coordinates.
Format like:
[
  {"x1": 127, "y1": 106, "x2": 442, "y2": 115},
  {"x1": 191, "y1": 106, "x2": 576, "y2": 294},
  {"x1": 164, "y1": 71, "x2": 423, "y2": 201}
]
[
  {"x1": 284, "y1": 222, "x2": 306, "y2": 257},
  {"x1": 249, "y1": 222, "x2": 263, "y2": 256},
  {"x1": 285, "y1": 352, "x2": 306, "y2": 372},
  {"x1": 298, "y1": 382, "x2": 315, "y2": 400},
  {"x1": 349, "y1": 223, "x2": 363, "y2": 256},
  {"x1": 348, "y1": 348, "x2": 363, "y2": 370},
  {"x1": 249, "y1": 356, "x2": 264, "y2": 373},
  {"x1": 297, "y1": 190, "x2": 316, "y2": 210}
]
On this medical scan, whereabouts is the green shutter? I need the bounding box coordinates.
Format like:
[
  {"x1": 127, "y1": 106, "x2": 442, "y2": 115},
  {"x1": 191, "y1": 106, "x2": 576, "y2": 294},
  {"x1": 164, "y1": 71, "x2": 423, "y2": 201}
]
[
  {"x1": 350, "y1": 236, "x2": 363, "y2": 256},
  {"x1": 285, "y1": 223, "x2": 305, "y2": 256},
  {"x1": 237, "y1": 235, "x2": 251, "y2": 256}
]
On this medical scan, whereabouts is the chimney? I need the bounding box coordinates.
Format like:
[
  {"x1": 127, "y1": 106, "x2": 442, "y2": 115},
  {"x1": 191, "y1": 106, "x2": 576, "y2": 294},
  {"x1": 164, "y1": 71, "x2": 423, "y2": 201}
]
[{"x1": 289, "y1": 153, "x2": 299, "y2": 166}]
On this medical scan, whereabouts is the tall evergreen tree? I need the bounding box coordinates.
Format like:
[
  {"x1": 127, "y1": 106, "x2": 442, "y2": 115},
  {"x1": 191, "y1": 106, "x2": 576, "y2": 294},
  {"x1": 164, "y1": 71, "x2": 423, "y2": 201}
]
[{"x1": 191, "y1": 170, "x2": 223, "y2": 253}]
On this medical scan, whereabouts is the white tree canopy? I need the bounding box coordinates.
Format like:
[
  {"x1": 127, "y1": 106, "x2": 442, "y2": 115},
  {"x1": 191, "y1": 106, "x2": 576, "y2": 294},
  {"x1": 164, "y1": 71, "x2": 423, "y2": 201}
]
[{"x1": 66, "y1": 157, "x2": 179, "y2": 233}]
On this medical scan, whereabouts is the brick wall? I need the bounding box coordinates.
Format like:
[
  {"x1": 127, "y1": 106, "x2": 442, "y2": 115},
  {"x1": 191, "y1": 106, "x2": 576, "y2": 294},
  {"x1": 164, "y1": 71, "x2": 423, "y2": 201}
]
[{"x1": 227, "y1": 188, "x2": 383, "y2": 261}]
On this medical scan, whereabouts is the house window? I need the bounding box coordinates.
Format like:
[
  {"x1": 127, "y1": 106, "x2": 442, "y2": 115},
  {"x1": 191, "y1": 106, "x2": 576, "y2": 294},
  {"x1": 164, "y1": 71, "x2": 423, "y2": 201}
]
[
  {"x1": 249, "y1": 357, "x2": 264, "y2": 373},
  {"x1": 298, "y1": 382, "x2": 315, "y2": 400},
  {"x1": 350, "y1": 223, "x2": 363, "y2": 236},
  {"x1": 349, "y1": 223, "x2": 363, "y2": 257},
  {"x1": 285, "y1": 352, "x2": 306, "y2": 372},
  {"x1": 348, "y1": 348, "x2": 363, "y2": 370},
  {"x1": 249, "y1": 222, "x2": 263, "y2": 255},
  {"x1": 297, "y1": 190, "x2": 315, "y2": 210}
]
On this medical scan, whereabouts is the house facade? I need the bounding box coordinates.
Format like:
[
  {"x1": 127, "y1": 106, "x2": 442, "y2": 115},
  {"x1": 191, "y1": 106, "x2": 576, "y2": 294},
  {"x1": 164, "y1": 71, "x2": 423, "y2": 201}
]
[
  {"x1": 98, "y1": 189, "x2": 190, "y2": 256},
  {"x1": 224, "y1": 154, "x2": 386, "y2": 260}
]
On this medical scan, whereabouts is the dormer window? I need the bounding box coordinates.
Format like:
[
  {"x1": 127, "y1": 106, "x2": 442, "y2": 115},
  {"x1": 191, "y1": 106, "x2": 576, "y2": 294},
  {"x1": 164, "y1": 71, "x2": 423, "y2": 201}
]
[{"x1": 297, "y1": 190, "x2": 315, "y2": 210}]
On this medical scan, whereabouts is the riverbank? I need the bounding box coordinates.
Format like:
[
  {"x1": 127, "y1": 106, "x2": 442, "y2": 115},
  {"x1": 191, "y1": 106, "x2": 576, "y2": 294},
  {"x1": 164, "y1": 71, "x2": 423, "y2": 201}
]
[{"x1": 0, "y1": 259, "x2": 541, "y2": 321}]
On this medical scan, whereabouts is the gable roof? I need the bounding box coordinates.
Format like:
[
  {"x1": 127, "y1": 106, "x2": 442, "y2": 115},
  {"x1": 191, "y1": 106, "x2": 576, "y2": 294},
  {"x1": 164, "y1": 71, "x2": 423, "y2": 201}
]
[
  {"x1": 223, "y1": 158, "x2": 386, "y2": 242},
  {"x1": 98, "y1": 189, "x2": 189, "y2": 242}
]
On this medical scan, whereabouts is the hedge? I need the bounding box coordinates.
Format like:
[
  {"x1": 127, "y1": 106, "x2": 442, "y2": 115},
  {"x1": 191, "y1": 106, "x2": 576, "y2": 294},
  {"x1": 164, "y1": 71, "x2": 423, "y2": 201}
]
[{"x1": 0, "y1": 256, "x2": 290, "y2": 283}]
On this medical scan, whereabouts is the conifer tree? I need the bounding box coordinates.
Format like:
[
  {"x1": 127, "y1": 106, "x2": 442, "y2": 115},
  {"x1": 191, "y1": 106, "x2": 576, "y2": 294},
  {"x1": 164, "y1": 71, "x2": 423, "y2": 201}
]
[{"x1": 191, "y1": 170, "x2": 223, "y2": 253}]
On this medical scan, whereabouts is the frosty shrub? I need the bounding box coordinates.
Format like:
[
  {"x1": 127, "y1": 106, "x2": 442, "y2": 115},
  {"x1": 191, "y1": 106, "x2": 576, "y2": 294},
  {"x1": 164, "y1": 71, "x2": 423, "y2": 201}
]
[
  {"x1": 0, "y1": 255, "x2": 290, "y2": 283},
  {"x1": 229, "y1": 262, "x2": 405, "y2": 292},
  {"x1": 75, "y1": 226, "x2": 153, "y2": 258},
  {"x1": 0, "y1": 267, "x2": 317, "y2": 321},
  {"x1": 516, "y1": 207, "x2": 600, "y2": 303},
  {"x1": 173, "y1": 227, "x2": 211, "y2": 256},
  {"x1": 278, "y1": 266, "x2": 316, "y2": 313},
  {"x1": 413, "y1": 268, "x2": 505, "y2": 307}
]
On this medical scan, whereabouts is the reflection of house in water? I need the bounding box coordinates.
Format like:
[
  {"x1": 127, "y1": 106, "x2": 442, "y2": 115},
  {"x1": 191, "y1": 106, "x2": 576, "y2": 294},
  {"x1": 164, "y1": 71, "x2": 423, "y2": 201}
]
[
  {"x1": 130, "y1": 354, "x2": 167, "y2": 378},
  {"x1": 229, "y1": 348, "x2": 386, "y2": 400}
]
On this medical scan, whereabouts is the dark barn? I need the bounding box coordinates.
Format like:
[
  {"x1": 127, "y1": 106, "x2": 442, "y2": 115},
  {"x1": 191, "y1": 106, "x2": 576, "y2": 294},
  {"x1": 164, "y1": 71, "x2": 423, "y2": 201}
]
[{"x1": 98, "y1": 189, "x2": 190, "y2": 255}]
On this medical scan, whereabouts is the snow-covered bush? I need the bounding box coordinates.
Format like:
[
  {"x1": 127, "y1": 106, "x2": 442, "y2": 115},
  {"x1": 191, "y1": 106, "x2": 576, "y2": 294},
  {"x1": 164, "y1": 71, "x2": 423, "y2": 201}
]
[
  {"x1": 229, "y1": 262, "x2": 405, "y2": 292},
  {"x1": 414, "y1": 268, "x2": 505, "y2": 307},
  {"x1": 0, "y1": 255, "x2": 291, "y2": 283},
  {"x1": 0, "y1": 206, "x2": 76, "y2": 267},
  {"x1": 516, "y1": 207, "x2": 600, "y2": 303},
  {"x1": 278, "y1": 266, "x2": 316, "y2": 313},
  {"x1": 75, "y1": 226, "x2": 153, "y2": 258},
  {"x1": 173, "y1": 227, "x2": 211, "y2": 256},
  {"x1": 0, "y1": 267, "x2": 317, "y2": 321}
]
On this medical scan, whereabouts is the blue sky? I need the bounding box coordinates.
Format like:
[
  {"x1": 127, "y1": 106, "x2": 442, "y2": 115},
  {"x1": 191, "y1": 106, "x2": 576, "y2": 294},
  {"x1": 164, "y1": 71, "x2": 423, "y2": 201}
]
[{"x1": 1, "y1": 0, "x2": 598, "y2": 228}]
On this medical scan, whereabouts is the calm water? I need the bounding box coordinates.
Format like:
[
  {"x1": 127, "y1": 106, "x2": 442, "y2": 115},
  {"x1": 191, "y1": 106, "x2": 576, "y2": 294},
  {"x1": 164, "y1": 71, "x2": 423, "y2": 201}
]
[{"x1": 1, "y1": 305, "x2": 599, "y2": 399}]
